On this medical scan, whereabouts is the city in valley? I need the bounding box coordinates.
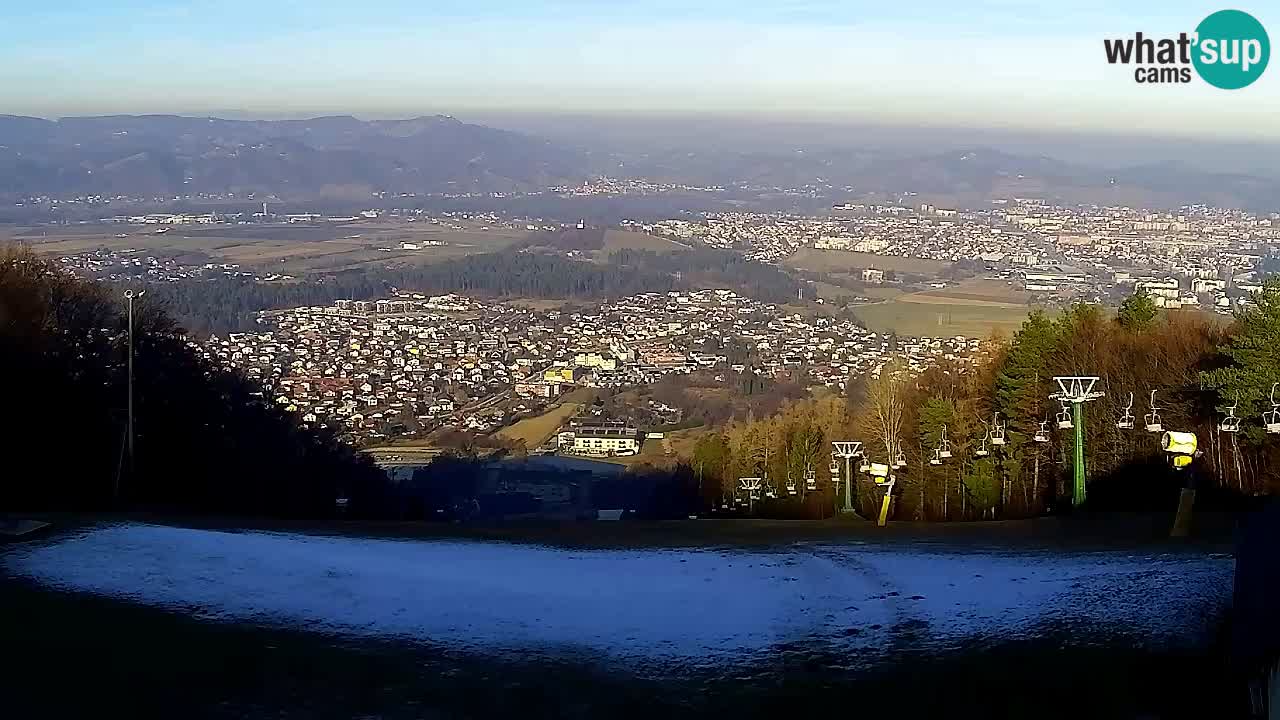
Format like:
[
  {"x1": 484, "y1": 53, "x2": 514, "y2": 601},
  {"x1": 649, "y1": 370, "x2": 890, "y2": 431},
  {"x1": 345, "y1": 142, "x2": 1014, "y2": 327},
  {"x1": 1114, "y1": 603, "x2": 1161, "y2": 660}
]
[{"x1": 11, "y1": 191, "x2": 1276, "y2": 459}]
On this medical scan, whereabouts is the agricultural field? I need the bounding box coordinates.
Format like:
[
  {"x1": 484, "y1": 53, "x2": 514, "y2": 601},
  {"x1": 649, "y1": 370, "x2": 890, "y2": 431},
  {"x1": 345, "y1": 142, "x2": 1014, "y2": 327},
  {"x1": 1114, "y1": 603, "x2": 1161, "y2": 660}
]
[
  {"x1": 784, "y1": 248, "x2": 951, "y2": 275},
  {"x1": 850, "y1": 279, "x2": 1035, "y2": 338},
  {"x1": 5, "y1": 220, "x2": 526, "y2": 275},
  {"x1": 599, "y1": 229, "x2": 690, "y2": 255},
  {"x1": 909, "y1": 278, "x2": 1032, "y2": 306},
  {"x1": 852, "y1": 301, "x2": 1030, "y2": 338}
]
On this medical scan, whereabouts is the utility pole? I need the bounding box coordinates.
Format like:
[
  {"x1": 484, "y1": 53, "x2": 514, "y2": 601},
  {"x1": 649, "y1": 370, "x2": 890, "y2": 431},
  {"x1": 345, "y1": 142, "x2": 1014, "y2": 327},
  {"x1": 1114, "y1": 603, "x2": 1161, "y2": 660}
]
[{"x1": 121, "y1": 289, "x2": 144, "y2": 501}]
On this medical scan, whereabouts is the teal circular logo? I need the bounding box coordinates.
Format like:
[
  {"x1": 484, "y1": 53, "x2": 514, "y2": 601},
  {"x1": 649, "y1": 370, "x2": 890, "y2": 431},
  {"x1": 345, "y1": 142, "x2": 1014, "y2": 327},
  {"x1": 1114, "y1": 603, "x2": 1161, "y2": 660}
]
[{"x1": 1193, "y1": 10, "x2": 1270, "y2": 89}]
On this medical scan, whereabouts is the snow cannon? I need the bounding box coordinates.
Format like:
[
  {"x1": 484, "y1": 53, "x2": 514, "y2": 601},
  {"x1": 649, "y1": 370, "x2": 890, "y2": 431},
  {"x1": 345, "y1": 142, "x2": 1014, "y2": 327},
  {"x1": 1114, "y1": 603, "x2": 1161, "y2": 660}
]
[
  {"x1": 1160, "y1": 431, "x2": 1200, "y2": 539},
  {"x1": 1161, "y1": 431, "x2": 1198, "y2": 457}
]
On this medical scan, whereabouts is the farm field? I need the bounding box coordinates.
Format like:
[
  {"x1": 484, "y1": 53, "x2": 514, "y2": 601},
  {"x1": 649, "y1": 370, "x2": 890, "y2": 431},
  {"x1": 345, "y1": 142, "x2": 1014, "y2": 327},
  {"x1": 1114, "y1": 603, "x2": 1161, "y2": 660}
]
[
  {"x1": 599, "y1": 229, "x2": 690, "y2": 255},
  {"x1": 908, "y1": 278, "x2": 1031, "y2": 306},
  {"x1": 848, "y1": 278, "x2": 1035, "y2": 337},
  {"x1": 5, "y1": 221, "x2": 526, "y2": 275},
  {"x1": 784, "y1": 248, "x2": 950, "y2": 275},
  {"x1": 853, "y1": 300, "x2": 1030, "y2": 338}
]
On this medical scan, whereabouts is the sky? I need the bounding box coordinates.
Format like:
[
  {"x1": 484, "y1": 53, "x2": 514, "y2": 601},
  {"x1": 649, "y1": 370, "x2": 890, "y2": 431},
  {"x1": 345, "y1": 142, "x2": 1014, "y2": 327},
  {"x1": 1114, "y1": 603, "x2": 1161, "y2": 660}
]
[{"x1": 2, "y1": 1, "x2": 1277, "y2": 140}]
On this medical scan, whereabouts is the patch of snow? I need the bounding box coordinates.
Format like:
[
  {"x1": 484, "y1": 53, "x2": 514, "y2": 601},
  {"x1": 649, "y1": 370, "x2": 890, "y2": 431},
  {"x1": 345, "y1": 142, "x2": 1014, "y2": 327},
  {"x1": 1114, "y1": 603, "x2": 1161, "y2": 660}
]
[{"x1": 5, "y1": 524, "x2": 1232, "y2": 665}]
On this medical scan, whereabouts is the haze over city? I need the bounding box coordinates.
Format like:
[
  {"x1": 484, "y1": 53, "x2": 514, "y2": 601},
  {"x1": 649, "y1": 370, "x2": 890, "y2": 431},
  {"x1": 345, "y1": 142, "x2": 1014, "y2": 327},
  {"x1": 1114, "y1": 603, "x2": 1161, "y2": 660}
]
[{"x1": 4, "y1": 0, "x2": 1277, "y2": 142}]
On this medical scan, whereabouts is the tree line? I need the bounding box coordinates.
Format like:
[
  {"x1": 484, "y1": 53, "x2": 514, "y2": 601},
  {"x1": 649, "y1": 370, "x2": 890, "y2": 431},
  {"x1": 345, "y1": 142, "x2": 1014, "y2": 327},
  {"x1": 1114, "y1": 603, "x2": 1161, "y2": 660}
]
[
  {"x1": 690, "y1": 288, "x2": 1279, "y2": 520},
  {"x1": 608, "y1": 247, "x2": 803, "y2": 304},
  {"x1": 141, "y1": 251, "x2": 678, "y2": 334},
  {"x1": 139, "y1": 243, "x2": 806, "y2": 336}
]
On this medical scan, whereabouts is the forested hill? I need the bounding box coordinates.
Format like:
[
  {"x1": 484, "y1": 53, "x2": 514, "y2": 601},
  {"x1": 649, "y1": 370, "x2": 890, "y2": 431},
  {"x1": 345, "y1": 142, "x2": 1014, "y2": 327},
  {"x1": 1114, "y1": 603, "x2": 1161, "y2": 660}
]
[
  {"x1": 142, "y1": 248, "x2": 804, "y2": 335},
  {"x1": 148, "y1": 252, "x2": 678, "y2": 335},
  {"x1": 0, "y1": 246, "x2": 389, "y2": 516}
]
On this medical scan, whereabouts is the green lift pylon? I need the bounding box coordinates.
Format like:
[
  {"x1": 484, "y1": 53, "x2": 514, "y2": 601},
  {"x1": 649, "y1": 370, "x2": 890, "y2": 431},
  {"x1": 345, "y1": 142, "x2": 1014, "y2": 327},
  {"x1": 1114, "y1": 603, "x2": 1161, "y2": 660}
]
[
  {"x1": 831, "y1": 441, "x2": 863, "y2": 514},
  {"x1": 1072, "y1": 400, "x2": 1086, "y2": 506},
  {"x1": 1052, "y1": 377, "x2": 1103, "y2": 509}
]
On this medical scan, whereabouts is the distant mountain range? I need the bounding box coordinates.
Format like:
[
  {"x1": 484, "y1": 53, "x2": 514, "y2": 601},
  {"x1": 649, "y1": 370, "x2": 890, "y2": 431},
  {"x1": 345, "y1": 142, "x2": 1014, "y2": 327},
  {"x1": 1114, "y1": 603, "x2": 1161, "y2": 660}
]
[
  {"x1": 3, "y1": 114, "x2": 1279, "y2": 212},
  {"x1": 0, "y1": 114, "x2": 591, "y2": 199}
]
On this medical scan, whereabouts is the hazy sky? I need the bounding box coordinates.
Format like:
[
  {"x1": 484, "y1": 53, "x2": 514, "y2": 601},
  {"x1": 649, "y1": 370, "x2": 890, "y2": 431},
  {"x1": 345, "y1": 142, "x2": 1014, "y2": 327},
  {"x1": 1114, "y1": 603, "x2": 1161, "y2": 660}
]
[{"x1": 2, "y1": 1, "x2": 1277, "y2": 140}]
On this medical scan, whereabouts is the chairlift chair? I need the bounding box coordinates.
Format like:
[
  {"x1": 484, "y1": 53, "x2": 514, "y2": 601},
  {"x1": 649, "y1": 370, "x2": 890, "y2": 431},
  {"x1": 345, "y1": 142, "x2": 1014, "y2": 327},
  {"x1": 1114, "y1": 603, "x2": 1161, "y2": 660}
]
[
  {"x1": 938, "y1": 425, "x2": 953, "y2": 459},
  {"x1": 990, "y1": 412, "x2": 1007, "y2": 446},
  {"x1": 829, "y1": 458, "x2": 840, "y2": 476},
  {"x1": 1220, "y1": 398, "x2": 1241, "y2": 433},
  {"x1": 805, "y1": 469, "x2": 817, "y2": 492},
  {"x1": 1144, "y1": 390, "x2": 1163, "y2": 433},
  {"x1": 975, "y1": 435, "x2": 990, "y2": 458},
  {"x1": 893, "y1": 449, "x2": 907, "y2": 469},
  {"x1": 1057, "y1": 403, "x2": 1074, "y2": 430},
  {"x1": 1116, "y1": 391, "x2": 1135, "y2": 430},
  {"x1": 1034, "y1": 421, "x2": 1050, "y2": 443},
  {"x1": 1265, "y1": 383, "x2": 1280, "y2": 434},
  {"x1": 929, "y1": 449, "x2": 943, "y2": 466},
  {"x1": 859, "y1": 459, "x2": 871, "y2": 473}
]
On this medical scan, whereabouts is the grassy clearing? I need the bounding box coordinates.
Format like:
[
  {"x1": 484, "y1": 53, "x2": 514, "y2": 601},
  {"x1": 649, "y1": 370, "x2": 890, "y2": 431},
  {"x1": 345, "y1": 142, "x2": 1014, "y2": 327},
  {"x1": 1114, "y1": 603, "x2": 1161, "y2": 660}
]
[
  {"x1": 600, "y1": 229, "x2": 689, "y2": 254},
  {"x1": 912, "y1": 278, "x2": 1031, "y2": 306},
  {"x1": 497, "y1": 402, "x2": 583, "y2": 447},
  {"x1": 853, "y1": 299, "x2": 1029, "y2": 338},
  {"x1": 785, "y1": 248, "x2": 950, "y2": 275}
]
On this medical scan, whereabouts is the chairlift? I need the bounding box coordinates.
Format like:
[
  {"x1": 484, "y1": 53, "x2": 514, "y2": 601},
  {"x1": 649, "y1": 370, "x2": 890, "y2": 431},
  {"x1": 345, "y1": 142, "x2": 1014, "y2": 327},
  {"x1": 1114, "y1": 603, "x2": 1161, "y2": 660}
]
[
  {"x1": 929, "y1": 449, "x2": 942, "y2": 466},
  {"x1": 1265, "y1": 383, "x2": 1280, "y2": 434},
  {"x1": 786, "y1": 475, "x2": 797, "y2": 496},
  {"x1": 938, "y1": 424, "x2": 953, "y2": 459},
  {"x1": 829, "y1": 458, "x2": 840, "y2": 476},
  {"x1": 893, "y1": 449, "x2": 907, "y2": 469},
  {"x1": 975, "y1": 434, "x2": 990, "y2": 458},
  {"x1": 1034, "y1": 421, "x2": 1050, "y2": 443},
  {"x1": 1144, "y1": 390, "x2": 1163, "y2": 433},
  {"x1": 1220, "y1": 398, "x2": 1241, "y2": 434},
  {"x1": 1057, "y1": 402, "x2": 1074, "y2": 430},
  {"x1": 859, "y1": 459, "x2": 871, "y2": 473},
  {"x1": 805, "y1": 469, "x2": 817, "y2": 492},
  {"x1": 1116, "y1": 391, "x2": 1135, "y2": 430},
  {"x1": 990, "y1": 412, "x2": 1006, "y2": 446}
]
